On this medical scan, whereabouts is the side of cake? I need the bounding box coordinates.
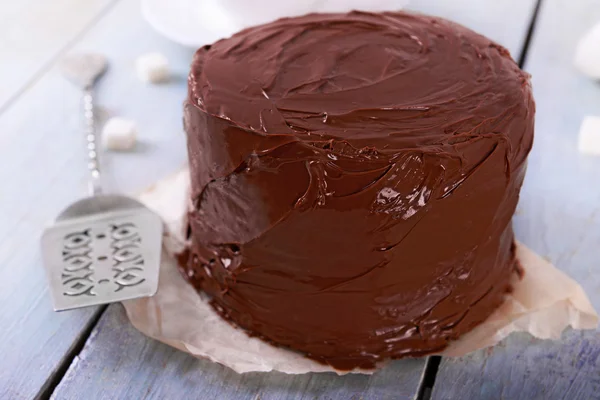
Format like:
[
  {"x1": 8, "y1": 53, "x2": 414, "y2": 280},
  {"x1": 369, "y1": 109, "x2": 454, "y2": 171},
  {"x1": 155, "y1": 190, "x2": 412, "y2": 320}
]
[{"x1": 182, "y1": 11, "x2": 535, "y2": 369}]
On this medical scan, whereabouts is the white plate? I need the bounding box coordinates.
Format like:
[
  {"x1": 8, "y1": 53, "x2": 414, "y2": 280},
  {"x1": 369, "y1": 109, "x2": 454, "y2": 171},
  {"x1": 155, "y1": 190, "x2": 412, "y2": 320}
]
[
  {"x1": 141, "y1": 0, "x2": 241, "y2": 47},
  {"x1": 141, "y1": 0, "x2": 409, "y2": 47}
]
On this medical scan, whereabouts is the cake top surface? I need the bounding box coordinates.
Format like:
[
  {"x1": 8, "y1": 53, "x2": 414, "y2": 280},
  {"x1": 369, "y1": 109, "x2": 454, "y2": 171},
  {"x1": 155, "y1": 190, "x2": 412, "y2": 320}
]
[{"x1": 189, "y1": 11, "x2": 530, "y2": 150}]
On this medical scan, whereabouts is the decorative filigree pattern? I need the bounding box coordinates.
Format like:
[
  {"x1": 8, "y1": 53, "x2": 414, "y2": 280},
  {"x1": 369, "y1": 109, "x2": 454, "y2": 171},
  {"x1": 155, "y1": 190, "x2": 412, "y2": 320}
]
[{"x1": 60, "y1": 222, "x2": 146, "y2": 296}]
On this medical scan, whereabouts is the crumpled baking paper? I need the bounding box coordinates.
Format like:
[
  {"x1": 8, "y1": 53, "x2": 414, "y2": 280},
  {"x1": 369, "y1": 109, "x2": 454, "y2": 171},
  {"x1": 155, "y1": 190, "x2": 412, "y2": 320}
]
[{"x1": 122, "y1": 168, "x2": 598, "y2": 374}]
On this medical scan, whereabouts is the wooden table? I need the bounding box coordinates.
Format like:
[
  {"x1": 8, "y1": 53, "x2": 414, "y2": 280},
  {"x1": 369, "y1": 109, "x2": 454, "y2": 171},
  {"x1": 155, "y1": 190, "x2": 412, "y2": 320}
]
[{"x1": 1, "y1": 0, "x2": 599, "y2": 399}]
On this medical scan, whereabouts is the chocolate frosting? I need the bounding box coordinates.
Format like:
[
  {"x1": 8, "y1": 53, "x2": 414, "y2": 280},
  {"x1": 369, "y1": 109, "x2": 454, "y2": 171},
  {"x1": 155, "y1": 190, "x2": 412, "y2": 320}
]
[{"x1": 182, "y1": 11, "x2": 535, "y2": 369}]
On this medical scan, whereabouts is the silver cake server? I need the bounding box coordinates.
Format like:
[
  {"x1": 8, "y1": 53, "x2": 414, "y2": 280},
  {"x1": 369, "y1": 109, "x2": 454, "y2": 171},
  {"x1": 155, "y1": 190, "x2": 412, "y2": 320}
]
[{"x1": 41, "y1": 53, "x2": 163, "y2": 311}]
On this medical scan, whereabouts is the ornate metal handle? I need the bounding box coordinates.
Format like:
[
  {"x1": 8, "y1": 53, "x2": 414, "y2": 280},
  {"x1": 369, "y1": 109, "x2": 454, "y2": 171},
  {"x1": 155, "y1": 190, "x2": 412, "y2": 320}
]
[{"x1": 83, "y1": 88, "x2": 102, "y2": 196}]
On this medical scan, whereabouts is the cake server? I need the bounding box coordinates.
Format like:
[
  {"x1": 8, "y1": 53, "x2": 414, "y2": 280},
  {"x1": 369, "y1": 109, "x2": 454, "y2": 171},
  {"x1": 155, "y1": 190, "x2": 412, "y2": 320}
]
[{"x1": 41, "y1": 53, "x2": 163, "y2": 311}]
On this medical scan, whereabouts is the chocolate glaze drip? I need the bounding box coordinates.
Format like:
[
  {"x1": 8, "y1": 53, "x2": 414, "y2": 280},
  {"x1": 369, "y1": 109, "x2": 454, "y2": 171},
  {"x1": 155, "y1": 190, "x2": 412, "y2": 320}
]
[{"x1": 182, "y1": 11, "x2": 535, "y2": 370}]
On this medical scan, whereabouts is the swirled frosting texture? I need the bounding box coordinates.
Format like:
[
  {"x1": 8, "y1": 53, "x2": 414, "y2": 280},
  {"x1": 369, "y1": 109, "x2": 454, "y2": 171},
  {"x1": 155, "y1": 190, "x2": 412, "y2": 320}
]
[{"x1": 183, "y1": 11, "x2": 534, "y2": 369}]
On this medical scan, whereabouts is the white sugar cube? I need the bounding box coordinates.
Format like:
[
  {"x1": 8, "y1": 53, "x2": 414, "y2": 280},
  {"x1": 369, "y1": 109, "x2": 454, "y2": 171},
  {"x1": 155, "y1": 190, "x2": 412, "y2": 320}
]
[
  {"x1": 574, "y1": 22, "x2": 600, "y2": 79},
  {"x1": 102, "y1": 117, "x2": 137, "y2": 151},
  {"x1": 578, "y1": 115, "x2": 600, "y2": 156},
  {"x1": 135, "y1": 52, "x2": 169, "y2": 83}
]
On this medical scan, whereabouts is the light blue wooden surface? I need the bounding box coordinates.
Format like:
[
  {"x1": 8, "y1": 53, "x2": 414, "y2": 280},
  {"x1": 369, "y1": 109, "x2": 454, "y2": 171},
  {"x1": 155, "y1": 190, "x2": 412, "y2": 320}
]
[
  {"x1": 0, "y1": 0, "x2": 190, "y2": 397},
  {"x1": 433, "y1": 331, "x2": 600, "y2": 400},
  {"x1": 4, "y1": 0, "x2": 597, "y2": 399},
  {"x1": 0, "y1": 1, "x2": 123, "y2": 397},
  {"x1": 51, "y1": 305, "x2": 427, "y2": 400},
  {"x1": 432, "y1": 0, "x2": 600, "y2": 399},
  {"x1": 0, "y1": 0, "x2": 118, "y2": 112}
]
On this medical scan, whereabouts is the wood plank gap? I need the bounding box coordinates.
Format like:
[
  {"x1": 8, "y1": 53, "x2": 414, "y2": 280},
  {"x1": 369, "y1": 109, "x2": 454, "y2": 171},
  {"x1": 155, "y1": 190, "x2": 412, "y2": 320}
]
[
  {"x1": 0, "y1": 0, "x2": 121, "y2": 117},
  {"x1": 35, "y1": 305, "x2": 108, "y2": 400},
  {"x1": 517, "y1": 0, "x2": 544, "y2": 67},
  {"x1": 414, "y1": 356, "x2": 442, "y2": 400}
]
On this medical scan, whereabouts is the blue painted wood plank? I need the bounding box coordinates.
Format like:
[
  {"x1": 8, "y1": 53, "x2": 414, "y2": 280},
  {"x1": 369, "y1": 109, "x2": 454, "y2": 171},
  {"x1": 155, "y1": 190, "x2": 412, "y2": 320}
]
[
  {"x1": 433, "y1": 331, "x2": 600, "y2": 400},
  {"x1": 0, "y1": 0, "x2": 194, "y2": 397},
  {"x1": 432, "y1": 0, "x2": 600, "y2": 399},
  {"x1": 0, "y1": 1, "x2": 129, "y2": 398},
  {"x1": 0, "y1": 0, "x2": 119, "y2": 112},
  {"x1": 52, "y1": 305, "x2": 427, "y2": 400}
]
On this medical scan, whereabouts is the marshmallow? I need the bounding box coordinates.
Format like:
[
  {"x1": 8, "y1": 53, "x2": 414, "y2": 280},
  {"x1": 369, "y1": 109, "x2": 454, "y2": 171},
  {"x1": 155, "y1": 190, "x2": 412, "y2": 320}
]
[
  {"x1": 135, "y1": 52, "x2": 169, "y2": 83},
  {"x1": 578, "y1": 115, "x2": 600, "y2": 156},
  {"x1": 101, "y1": 117, "x2": 137, "y2": 151},
  {"x1": 574, "y1": 22, "x2": 600, "y2": 80}
]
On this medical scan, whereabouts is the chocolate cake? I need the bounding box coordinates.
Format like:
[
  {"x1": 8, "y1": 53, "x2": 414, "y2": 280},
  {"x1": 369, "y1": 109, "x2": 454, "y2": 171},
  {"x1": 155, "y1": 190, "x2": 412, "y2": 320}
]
[{"x1": 182, "y1": 11, "x2": 535, "y2": 369}]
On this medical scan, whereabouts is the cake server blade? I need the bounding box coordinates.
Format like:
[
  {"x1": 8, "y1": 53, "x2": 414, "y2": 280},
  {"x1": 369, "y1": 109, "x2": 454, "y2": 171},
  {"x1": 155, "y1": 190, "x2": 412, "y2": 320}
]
[
  {"x1": 41, "y1": 53, "x2": 163, "y2": 311},
  {"x1": 41, "y1": 196, "x2": 163, "y2": 311}
]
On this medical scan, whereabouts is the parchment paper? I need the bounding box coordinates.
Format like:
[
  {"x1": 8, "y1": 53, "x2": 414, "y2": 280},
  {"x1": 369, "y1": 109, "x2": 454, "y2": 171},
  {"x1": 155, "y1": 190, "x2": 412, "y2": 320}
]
[{"x1": 123, "y1": 168, "x2": 598, "y2": 374}]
